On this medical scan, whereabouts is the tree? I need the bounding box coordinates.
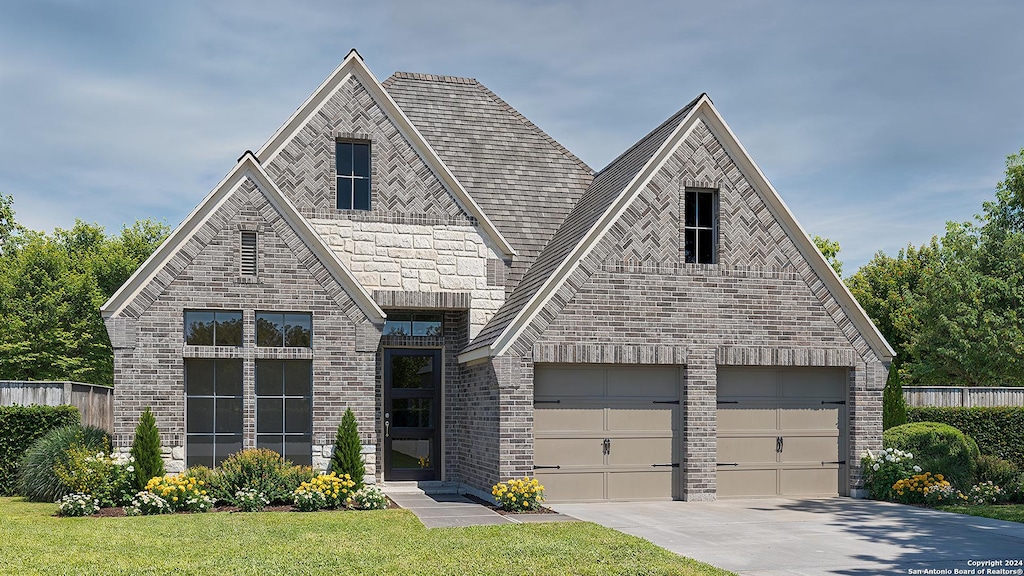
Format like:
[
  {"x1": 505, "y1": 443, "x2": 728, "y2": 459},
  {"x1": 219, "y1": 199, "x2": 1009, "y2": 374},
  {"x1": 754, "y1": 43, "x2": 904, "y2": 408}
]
[
  {"x1": 330, "y1": 408, "x2": 364, "y2": 489},
  {"x1": 130, "y1": 407, "x2": 165, "y2": 489},
  {"x1": 882, "y1": 367, "x2": 906, "y2": 430},
  {"x1": 812, "y1": 235, "x2": 843, "y2": 277}
]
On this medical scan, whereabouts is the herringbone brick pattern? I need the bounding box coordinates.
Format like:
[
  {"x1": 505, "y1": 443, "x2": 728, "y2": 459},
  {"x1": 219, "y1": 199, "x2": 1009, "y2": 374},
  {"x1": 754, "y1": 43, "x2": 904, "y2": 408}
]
[{"x1": 264, "y1": 76, "x2": 470, "y2": 223}]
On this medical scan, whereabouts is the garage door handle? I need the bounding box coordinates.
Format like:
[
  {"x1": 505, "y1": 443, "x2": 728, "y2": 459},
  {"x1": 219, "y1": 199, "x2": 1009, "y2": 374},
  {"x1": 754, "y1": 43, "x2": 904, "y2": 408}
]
[
  {"x1": 717, "y1": 400, "x2": 739, "y2": 404},
  {"x1": 534, "y1": 465, "x2": 561, "y2": 470},
  {"x1": 776, "y1": 436, "x2": 783, "y2": 453},
  {"x1": 652, "y1": 463, "x2": 679, "y2": 468},
  {"x1": 717, "y1": 463, "x2": 739, "y2": 467},
  {"x1": 821, "y1": 400, "x2": 846, "y2": 405},
  {"x1": 822, "y1": 461, "x2": 846, "y2": 465},
  {"x1": 535, "y1": 400, "x2": 561, "y2": 404},
  {"x1": 652, "y1": 400, "x2": 680, "y2": 405}
]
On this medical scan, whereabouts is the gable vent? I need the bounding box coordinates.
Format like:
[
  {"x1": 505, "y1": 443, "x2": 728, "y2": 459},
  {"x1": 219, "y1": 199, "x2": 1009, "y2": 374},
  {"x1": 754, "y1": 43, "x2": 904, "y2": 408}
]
[{"x1": 240, "y1": 231, "x2": 257, "y2": 276}]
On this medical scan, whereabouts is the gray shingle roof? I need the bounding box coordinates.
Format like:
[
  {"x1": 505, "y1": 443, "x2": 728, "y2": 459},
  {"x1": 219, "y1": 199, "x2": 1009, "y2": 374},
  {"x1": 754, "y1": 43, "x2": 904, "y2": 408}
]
[
  {"x1": 384, "y1": 72, "x2": 594, "y2": 290},
  {"x1": 465, "y1": 95, "x2": 704, "y2": 353}
]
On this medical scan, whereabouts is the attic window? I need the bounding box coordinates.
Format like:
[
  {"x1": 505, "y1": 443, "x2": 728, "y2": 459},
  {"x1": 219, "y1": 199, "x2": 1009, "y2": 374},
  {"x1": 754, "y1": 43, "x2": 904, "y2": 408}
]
[
  {"x1": 240, "y1": 231, "x2": 257, "y2": 276},
  {"x1": 336, "y1": 141, "x2": 371, "y2": 210},
  {"x1": 684, "y1": 188, "x2": 717, "y2": 264}
]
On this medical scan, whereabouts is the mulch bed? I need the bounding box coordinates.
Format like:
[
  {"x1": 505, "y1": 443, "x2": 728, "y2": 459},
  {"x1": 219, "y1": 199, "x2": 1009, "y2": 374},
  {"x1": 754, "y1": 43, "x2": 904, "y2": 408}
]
[
  {"x1": 79, "y1": 497, "x2": 399, "y2": 517},
  {"x1": 463, "y1": 494, "x2": 556, "y2": 515}
]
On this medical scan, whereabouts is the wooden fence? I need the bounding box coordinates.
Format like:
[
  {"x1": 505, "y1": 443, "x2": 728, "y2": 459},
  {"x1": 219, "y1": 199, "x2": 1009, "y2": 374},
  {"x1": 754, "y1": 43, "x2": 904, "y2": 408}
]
[
  {"x1": 0, "y1": 381, "x2": 113, "y2": 432},
  {"x1": 903, "y1": 386, "x2": 1024, "y2": 408}
]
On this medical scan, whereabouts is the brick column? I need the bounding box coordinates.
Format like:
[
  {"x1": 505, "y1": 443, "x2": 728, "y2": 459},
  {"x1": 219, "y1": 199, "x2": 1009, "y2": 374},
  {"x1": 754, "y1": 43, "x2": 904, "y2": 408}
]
[
  {"x1": 683, "y1": 348, "x2": 716, "y2": 501},
  {"x1": 848, "y1": 359, "x2": 886, "y2": 496}
]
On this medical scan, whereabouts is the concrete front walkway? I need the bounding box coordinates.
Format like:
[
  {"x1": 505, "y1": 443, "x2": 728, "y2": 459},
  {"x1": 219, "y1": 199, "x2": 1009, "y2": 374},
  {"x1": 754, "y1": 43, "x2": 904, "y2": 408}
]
[
  {"x1": 386, "y1": 491, "x2": 513, "y2": 528},
  {"x1": 553, "y1": 498, "x2": 1024, "y2": 576}
]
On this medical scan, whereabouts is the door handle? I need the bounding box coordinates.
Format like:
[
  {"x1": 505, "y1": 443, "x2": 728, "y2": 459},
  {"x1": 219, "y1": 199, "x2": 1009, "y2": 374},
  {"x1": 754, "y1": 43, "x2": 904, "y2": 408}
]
[
  {"x1": 776, "y1": 436, "x2": 783, "y2": 453},
  {"x1": 602, "y1": 438, "x2": 611, "y2": 456},
  {"x1": 385, "y1": 420, "x2": 390, "y2": 438}
]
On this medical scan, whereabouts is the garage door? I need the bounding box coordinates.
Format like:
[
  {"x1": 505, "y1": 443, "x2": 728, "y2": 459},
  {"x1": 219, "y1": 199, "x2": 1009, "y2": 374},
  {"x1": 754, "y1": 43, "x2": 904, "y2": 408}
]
[
  {"x1": 717, "y1": 367, "x2": 847, "y2": 498},
  {"x1": 534, "y1": 365, "x2": 680, "y2": 502}
]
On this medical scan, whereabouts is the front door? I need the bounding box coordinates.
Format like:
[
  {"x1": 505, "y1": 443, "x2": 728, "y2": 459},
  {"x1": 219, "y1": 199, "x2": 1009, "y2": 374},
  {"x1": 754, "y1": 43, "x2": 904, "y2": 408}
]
[{"x1": 383, "y1": 348, "x2": 442, "y2": 481}]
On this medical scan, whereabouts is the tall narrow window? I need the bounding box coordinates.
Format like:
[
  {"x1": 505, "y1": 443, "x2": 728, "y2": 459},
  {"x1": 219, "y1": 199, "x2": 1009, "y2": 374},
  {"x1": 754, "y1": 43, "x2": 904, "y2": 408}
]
[
  {"x1": 186, "y1": 359, "x2": 243, "y2": 467},
  {"x1": 240, "y1": 231, "x2": 257, "y2": 276},
  {"x1": 684, "y1": 188, "x2": 717, "y2": 264},
  {"x1": 336, "y1": 141, "x2": 371, "y2": 210},
  {"x1": 256, "y1": 360, "x2": 312, "y2": 465}
]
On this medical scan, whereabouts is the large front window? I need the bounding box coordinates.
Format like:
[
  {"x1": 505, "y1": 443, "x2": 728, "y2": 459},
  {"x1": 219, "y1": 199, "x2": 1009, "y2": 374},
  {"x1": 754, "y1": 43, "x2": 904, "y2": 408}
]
[
  {"x1": 336, "y1": 141, "x2": 370, "y2": 210},
  {"x1": 185, "y1": 359, "x2": 243, "y2": 467},
  {"x1": 256, "y1": 360, "x2": 312, "y2": 465}
]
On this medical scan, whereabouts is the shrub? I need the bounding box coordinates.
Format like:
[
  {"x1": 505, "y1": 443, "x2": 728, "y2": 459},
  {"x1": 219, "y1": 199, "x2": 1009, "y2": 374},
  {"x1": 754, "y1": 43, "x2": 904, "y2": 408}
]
[
  {"x1": 124, "y1": 491, "x2": 170, "y2": 516},
  {"x1": 53, "y1": 446, "x2": 136, "y2": 508},
  {"x1": 907, "y1": 407, "x2": 1024, "y2": 468},
  {"x1": 975, "y1": 454, "x2": 1019, "y2": 489},
  {"x1": 293, "y1": 472, "x2": 356, "y2": 511},
  {"x1": 144, "y1": 474, "x2": 214, "y2": 512},
  {"x1": 492, "y1": 476, "x2": 545, "y2": 512},
  {"x1": 129, "y1": 407, "x2": 164, "y2": 491},
  {"x1": 0, "y1": 405, "x2": 80, "y2": 495},
  {"x1": 182, "y1": 465, "x2": 229, "y2": 503},
  {"x1": 968, "y1": 481, "x2": 1005, "y2": 505},
  {"x1": 16, "y1": 425, "x2": 108, "y2": 502},
  {"x1": 57, "y1": 493, "x2": 99, "y2": 517},
  {"x1": 234, "y1": 489, "x2": 269, "y2": 512},
  {"x1": 882, "y1": 368, "x2": 907, "y2": 430},
  {"x1": 1010, "y1": 473, "x2": 1024, "y2": 504},
  {"x1": 884, "y1": 422, "x2": 980, "y2": 489},
  {"x1": 354, "y1": 484, "x2": 387, "y2": 510},
  {"x1": 216, "y1": 448, "x2": 294, "y2": 505},
  {"x1": 281, "y1": 464, "x2": 317, "y2": 495},
  {"x1": 860, "y1": 447, "x2": 917, "y2": 501},
  {"x1": 330, "y1": 408, "x2": 364, "y2": 490}
]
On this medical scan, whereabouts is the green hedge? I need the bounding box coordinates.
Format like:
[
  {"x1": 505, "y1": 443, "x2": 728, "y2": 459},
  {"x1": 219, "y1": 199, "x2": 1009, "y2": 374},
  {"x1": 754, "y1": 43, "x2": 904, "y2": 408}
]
[
  {"x1": 0, "y1": 405, "x2": 81, "y2": 495},
  {"x1": 907, "y1": 407, "x2": 1024, "y2": 469}
]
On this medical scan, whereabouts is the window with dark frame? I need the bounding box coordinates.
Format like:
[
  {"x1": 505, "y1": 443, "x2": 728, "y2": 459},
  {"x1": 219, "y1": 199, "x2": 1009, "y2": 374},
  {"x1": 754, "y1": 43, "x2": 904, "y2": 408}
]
[
  {"x1": 255, "y1": 360, "x2": 312, "y2": 466},
  {"x1": 336, "y1": 141, "x2": 370, "y2": 210},
  {"x1": 184, "y1": 310, "x2": 243, "y2": 346},
  {"x1": 255, "y1": 312, "x2": 312, "y2": 347},
  {"x1": 185, "y1": 359, "x2": 243, "y2": 467},
  {"x1": 383, "y1": 312, "x2": 442, "y2": 337},
  {"x1": 684, "y1": 188, "x2": 717, "y2": 264},
  {"x1": 240, "y1": 231, "x2": 257, "y2": 276}
]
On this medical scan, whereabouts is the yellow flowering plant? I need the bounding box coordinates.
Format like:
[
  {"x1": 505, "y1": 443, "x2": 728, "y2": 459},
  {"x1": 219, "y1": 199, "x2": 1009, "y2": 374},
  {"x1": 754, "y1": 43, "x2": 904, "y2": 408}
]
[
  {"x1": 292, "y1": 472, "x2": 356, "y2": 511},
  {"x1": 491, "y1": 476, "x2": 545, "y2": 512},
  {"x1": 144, "y1": 474, "x2": 214, "y2": 512},
  {"x1": 892, "y1": 472, "x2": 954, "y2": 505}
]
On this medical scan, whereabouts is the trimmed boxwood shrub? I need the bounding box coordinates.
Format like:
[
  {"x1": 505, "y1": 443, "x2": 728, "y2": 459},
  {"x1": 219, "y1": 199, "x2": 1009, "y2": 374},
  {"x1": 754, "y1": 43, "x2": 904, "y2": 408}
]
[
  {"x1": 0, "y1": 405, "x2": 80, "y2": 495},
  {"x1": 907, "y1": 407, "x2": 1024, "y2": 469},
  {"x1": 884, "y1": 422, "x2": 980, "y2": 489}
]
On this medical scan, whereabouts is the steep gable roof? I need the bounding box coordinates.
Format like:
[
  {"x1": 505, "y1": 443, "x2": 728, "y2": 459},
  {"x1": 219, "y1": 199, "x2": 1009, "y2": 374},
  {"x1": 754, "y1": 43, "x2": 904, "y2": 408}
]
[
  {"x1": 257, "y1": 49, "x2": 516, "y2": 259},
  {"x1": 460, "y1": 95, "x2": 896, "y2": 363},
  {"x1": 101, "y1": 152, "x2": 386, "y2": 323},
  {"x1": 384, "y1": 72, "x2": 593, "y2": 287}
]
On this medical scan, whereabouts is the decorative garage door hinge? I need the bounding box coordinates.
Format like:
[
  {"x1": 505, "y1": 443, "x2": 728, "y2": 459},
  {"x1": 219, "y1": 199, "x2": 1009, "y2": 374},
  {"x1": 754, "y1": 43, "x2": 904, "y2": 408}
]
[
  {"x1": 533, "y1": 465, "x2": 561, "y2": 470},
  {"x1": 651, "y1": 463, "x2": 680, "y2": 467}
]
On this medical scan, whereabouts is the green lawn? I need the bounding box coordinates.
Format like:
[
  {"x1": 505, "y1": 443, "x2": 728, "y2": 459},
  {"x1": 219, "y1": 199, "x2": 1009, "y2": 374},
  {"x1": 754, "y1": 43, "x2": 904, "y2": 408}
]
[
  {"x1": 937, "y1": 503, "x2": 1024, "y2": 523},
  {"x1": 0, "y1": 498, "x2": 731, "y2": 575}
]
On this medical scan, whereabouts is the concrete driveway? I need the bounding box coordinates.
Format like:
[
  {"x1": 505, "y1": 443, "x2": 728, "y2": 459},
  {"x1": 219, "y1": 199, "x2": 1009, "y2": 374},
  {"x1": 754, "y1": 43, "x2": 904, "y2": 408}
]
[{"x1": 553, "y1": 498, "x2": 1024, "y2": 576}]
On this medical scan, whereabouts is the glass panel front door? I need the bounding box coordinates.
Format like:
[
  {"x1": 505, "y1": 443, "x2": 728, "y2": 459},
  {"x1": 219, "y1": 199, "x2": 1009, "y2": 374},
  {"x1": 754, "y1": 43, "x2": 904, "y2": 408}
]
[{"x1": 384, "y1": 349, "x2": 442, "y2": 481}]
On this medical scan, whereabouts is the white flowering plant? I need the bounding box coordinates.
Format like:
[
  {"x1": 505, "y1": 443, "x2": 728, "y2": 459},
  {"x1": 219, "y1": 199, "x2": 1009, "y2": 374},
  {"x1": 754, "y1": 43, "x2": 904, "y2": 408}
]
[
  {"x1": 57, "y1": 493, "x2": 100, "y2": 517},
  {"x1": 968, "y1": 481, "x2": 1005, "y2": 505},
  {"x1": 354, "y1": 485, "x2": 387, "y2": 510},
  {"x1": 123, "y1": 491, "x2": 169, "y2": 516},
  {"x1": 235, "y1": 489, "x2": 269, "y2": 512},
  {"x1": 861, "y1": 447, "x2": 916, "y2": 501},
  {"x1": 54, "y1": 447, "x2": 138, "y2": 508}
]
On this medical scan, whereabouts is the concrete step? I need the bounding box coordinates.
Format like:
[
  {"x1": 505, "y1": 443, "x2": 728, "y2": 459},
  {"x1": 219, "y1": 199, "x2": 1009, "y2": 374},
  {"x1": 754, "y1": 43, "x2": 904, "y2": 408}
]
[{"x1": 381, "y1": 481, "x2": 460, "y2": 495}]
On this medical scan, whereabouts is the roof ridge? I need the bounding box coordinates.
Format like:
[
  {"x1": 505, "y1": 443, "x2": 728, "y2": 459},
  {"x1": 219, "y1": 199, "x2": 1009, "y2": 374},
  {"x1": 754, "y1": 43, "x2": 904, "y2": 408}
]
[
  {"x1": 593, "y1": 93, "x2": 705, "y2": 177},
  {"x1": 471, "y1": 81, "x2": 594, "y2": 175},
  {"x1": 385, "y1": 71, "x2": 480, "y2": 86}
]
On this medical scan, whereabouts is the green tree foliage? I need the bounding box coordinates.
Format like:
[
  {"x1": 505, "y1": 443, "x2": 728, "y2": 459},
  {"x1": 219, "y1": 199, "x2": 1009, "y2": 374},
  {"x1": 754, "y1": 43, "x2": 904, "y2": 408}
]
[
  {"x1": 0, "y1": 195, "x2": 169, "y2": 385},
  {"x1": 130, "y1": 407, "x2": 165, "y2": 490},
  {"x1": 848, "y1": 149, "x2": 1024, "y2": 386},
  {"x1": 330, "y1": 408, "x2": 364, "y2": 490},
  {"x1": 812, "y1": 235, "x2": 843, "y2": 277},
  {"x1": 882, "y1": 367, "x2": 907, "y2": 430}
]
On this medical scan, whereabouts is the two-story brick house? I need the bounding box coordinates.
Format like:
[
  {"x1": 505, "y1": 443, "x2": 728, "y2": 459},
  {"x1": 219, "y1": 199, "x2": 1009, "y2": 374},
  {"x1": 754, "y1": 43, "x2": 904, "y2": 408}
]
[{"x1": 101, "y1": 50, "x2": 893, "y2": 502}]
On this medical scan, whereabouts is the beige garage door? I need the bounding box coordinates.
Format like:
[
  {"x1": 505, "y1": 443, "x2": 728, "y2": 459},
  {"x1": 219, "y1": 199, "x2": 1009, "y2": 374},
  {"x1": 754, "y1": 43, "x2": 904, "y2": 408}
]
[
  {"x1": 534, "y1": 365, "x2": 680, "y2": 502},
  {"x1": 717, "y1": 367, "x2": 848, "y2": 498}
]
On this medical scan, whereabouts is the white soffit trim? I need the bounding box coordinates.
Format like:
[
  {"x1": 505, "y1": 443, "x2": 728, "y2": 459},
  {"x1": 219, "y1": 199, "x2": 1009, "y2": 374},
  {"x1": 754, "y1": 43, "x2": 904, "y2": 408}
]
[
  {"x1": 696, "y1": 101, "x2": 895, "y2": 361},
  {"x1": 254, "y1": 48, "x2": 517, "y2": 259},
  {"x1": 482, "y1": 98, "x2": 708, "y2": 361},
  {"x1": 101, "y1": 153, "x2": 386, "y2": 323},
  {"x1": 484, "y1": 96, "x2": 895, "y2": 363}
]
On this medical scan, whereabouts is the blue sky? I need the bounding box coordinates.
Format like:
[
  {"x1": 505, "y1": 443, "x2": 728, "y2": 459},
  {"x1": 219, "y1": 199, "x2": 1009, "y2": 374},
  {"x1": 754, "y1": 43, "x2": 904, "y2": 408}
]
[{"x1": 1, "y1": 1, "x2": 1022, "y2": 273}]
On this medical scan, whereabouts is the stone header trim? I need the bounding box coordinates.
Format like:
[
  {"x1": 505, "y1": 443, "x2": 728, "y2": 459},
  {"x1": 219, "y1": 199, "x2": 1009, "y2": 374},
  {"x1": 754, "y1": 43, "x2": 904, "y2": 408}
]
[
  {"x1": 373, "y1": 290, "x2": 472, "y2": 310},
  {"x1": 532, "y1": 343, "x2": 687, "y2": 365},
  {"x1": 716, "y1": 346, "x2": 857, "y2": 367}
]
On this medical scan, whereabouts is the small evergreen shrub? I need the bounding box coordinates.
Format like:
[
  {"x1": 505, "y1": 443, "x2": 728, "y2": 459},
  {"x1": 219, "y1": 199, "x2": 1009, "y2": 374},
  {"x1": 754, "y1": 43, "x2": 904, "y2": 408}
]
[
  {"x1": 884, "y1": 422, "x2": 980, "y2": 489},
  {"x1": 975, "y1": 454, "x2": 1019, "y2": 490},
  {"x1": 129, "y1": 407, "x2": 164, "y2": 491},
  {"x1": 881, "y1": 367, "x2": 906, "y2": 430},
  {"x1": 330, "y1": 408, "x2": 364, "y2": 490},
  {"x1": 0, "y1": 405, "x2": 80, "y2": 495},
  {"x1": 216, "y1": 448, "x2": 294, "y2": 505},
  {"x1": 16, "y1": 425, "x2": 108, "y2": 502}
]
